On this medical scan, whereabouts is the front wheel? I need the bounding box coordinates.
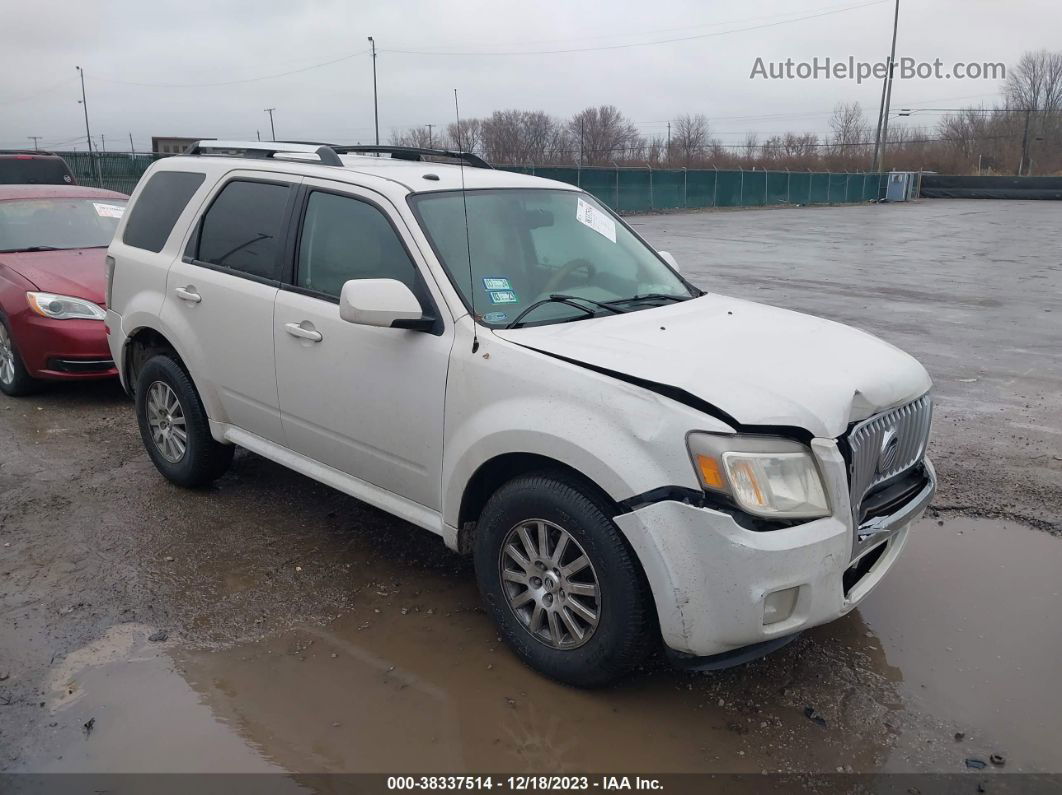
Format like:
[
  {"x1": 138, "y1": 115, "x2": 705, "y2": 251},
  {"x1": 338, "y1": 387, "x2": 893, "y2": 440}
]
[
  {"x1": 473, "y1": 472, "x2": 654, "y2": 687},
  {"x1": 134, "y1": 354, "x2": 233, "y2": 487},
  {"x1": 0, "y1": 317, "x2": 42, "y2": 397}
]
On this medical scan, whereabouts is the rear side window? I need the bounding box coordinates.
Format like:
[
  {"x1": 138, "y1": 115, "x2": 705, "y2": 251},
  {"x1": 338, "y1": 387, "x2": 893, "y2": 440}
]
[
  {"x1": 123, "y1": 170, "x2": 205, "y2": 252},
  {"x1": 0, "y1": 155, "x2": 75, "y2": 186},
  {"x1": 196, "y1": 180, "x2": 291, "y2": 281}
]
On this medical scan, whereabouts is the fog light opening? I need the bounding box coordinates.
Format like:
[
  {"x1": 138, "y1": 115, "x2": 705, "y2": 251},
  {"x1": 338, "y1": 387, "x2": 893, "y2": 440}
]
[{"x1": 763, "y1": 586, "x2": 799, "y2": 626}]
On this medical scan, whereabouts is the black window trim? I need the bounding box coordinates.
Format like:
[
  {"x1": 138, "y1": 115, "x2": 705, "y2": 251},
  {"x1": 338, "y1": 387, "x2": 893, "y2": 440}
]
[
  {"x1": 182, "y1": 176, "x2": 299, "y2": 287},
  {"x1": 282, "y1": 184, "x2": 444, "y2": 336}
]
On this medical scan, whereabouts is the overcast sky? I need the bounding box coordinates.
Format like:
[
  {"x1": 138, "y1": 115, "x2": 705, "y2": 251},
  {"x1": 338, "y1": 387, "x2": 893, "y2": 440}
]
[{"x1": 1, "y1": 0, "x2": 1057, "y2": 152}]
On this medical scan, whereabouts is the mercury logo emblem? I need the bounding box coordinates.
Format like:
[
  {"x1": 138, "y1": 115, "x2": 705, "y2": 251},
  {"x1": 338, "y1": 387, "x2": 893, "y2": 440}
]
[{"x1": 878, "y1": 428, "x2": 900, "y2": 473}]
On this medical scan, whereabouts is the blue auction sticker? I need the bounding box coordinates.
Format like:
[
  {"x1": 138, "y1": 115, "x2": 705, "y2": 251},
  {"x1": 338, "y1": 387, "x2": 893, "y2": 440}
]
[
  {"x1": 483, "y1": 311, "x2": 509, "y2": 323},
  {"x1": 483, "y1": 276, "x2": 511, "y2": 291},
  {"x1": 488, "y1": 290, "x2": 519, "y2": 304}
]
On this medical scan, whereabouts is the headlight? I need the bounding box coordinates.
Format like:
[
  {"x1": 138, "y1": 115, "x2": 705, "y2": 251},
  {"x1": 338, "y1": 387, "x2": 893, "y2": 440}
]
[
  {"x1": 687, "y1": 432, "x2": 829, "y2": 519},
  {"x1": 26, "y1": 292, "x2": 106, "y2": 321}
]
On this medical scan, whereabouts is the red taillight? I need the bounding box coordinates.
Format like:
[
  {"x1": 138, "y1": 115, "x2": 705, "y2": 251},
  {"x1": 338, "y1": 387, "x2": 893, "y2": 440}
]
[{"x1": 15, "y1": 155, "x2": 33, "y2": 160}]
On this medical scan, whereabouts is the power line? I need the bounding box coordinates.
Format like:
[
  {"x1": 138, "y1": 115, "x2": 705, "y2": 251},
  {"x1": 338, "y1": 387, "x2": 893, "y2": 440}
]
[
  {"x1": 79, "y1": 0, "x2": 887, "y2": 90},
  {"x1": 382, "y1": 0, "x2": 887, "y2": 56},
  {"x1": 90, "y1": 50, "x2": 369, "y2": 88}
]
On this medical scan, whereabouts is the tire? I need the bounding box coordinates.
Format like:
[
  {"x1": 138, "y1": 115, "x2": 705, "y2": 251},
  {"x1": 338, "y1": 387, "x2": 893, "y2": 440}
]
[
  {"x1": 473, "y1": 471, "x2": 654, "y2": 687},
  {"x1": 0, "y1": 316, "x2": 43, "y2": 397},
  {"x1": 134, "y1": 354, "x2": 233, "y2": 487}
]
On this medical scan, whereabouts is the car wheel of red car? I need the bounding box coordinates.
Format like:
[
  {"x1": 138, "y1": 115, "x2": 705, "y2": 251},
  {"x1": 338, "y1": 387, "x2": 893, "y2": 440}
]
[{"x1": 0, "y1": 317, "x2": 42, "y2": 397}]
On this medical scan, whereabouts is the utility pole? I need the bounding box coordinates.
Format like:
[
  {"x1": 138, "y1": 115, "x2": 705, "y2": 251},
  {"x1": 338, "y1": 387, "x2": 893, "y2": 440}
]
[
  {"x1": 425, "y1": 123, "x2": 435, "y2": 148},
  {"x1": 666, "y1": 121, "x2": 671, "y2": 167},
  {"x1": 256, "y1": 130, "x2": 261, "y2": 141},
  {"x1": 872, "y1": 0, "x2": 900, "y2": 172},
  {"x1": 76, "y1": 66, "x2": 102, "y2": 187},
  {"x1": 1018, "y1": 109, "x2": 1032, "y2": 176},
  {"x1": 579, "y1": 118, "x2": 585, "y2": 168},
  {"x1": 100, "y1": 133, "x2": 106, "y2": 152},
  {"x1": 368, "y1": 36, "x2": 379, "y2": 145},
  {"x1": 128, "y1": 132, "x2": 135, "y2": 155},
  {"x1": 264, "y1": 108, "x2": 277, "y2": 141},
  {"x1": 28, "y1": 136, "x2": 41, "y2": 150}
]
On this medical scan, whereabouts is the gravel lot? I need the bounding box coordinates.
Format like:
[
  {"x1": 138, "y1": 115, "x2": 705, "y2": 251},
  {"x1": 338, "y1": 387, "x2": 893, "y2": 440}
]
[{"x1": 1, "y1": 199, "x2": 1059, "y2": 781}]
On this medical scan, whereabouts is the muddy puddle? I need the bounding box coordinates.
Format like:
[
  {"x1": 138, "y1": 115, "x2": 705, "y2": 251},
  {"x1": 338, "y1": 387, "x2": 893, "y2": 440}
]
[{"x1": 15, "y1": 516, "x2": 1062, "y2": 776}]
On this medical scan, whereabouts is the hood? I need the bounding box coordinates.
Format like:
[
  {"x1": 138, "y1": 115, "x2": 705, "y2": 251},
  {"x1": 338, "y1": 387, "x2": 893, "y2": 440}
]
[
  {"x1": 492, "y1": 294, "x2": 931, "y2": 439},
  {"x1": 0, "y1": 248, "x2": 108, "y2": 306}
]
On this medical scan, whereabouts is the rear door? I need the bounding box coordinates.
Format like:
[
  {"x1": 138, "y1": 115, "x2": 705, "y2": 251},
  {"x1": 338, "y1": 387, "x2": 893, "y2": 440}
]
[
  {"x1": 162, "y1": 173, "x2": 300, "y2": 442},
  {"x1": 273, "y1": 180, "x2": 453, "y2": 510}
]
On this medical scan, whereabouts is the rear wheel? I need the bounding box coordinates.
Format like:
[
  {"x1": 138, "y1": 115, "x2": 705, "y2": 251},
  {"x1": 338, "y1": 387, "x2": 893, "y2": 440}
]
[
  {"x1": 474, "y1": 472, "x2": 654, "y2": 687},
  {"x1": 0, "y1": 318, "x2": 42, "y2": 397},
  {"x1": 135, "y1": 354, "x2": 233, "y2": 487}
]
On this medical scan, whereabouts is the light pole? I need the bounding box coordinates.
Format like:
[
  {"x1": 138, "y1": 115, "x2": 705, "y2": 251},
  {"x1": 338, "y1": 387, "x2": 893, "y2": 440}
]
[
  {"x1": 368, "y1": 36, "x2": 379, "y2": 145},
  {"x1": 872, "y1": 0, "x2": 900, "y2": 172},
  {"x1": 28, "y1": 136, "x2": 41, "y2": 150},
  {"x1": 75, "y1": 66, "x2": 102, "y2": 187},
  {"x1": 264, "y1": 108, "x2": 277, "y2": 141},
  {"x1": 425, "y1": 124, "x2": 434, "y2": 148}
]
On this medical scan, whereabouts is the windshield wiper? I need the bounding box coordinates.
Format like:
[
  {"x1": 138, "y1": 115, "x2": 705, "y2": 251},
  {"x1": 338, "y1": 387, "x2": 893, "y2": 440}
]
[
  {"x1": 0, "y1": 245, "x2": 64, "y2": 253},
  {"x1": 505, "y1": 295, "x2": 604, "y2": 329},
  {"x1": 604, "y1": 292, "x2": 689, "y2": 307}
]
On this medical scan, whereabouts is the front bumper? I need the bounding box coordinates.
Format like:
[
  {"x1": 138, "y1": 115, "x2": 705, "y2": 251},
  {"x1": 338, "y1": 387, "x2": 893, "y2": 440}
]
[
  {"x1": 614, "y1": 455, "x2": 935, "y2": 659},
  {"x1": 13, "y1": 312, "x2": 116, "y2": 380}
]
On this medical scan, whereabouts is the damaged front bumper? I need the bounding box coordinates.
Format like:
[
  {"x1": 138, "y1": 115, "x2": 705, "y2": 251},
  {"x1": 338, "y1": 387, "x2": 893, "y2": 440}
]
[{"x1": 614, "y1": 451, "x2": 935, "y2": 662}]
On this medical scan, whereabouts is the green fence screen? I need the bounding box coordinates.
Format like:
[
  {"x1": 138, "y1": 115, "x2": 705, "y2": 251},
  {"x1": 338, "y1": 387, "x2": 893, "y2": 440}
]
[
  {"x1": 509, "y1": 165, "x2": 885, "y2": 212},
  {"x1": 55, "y1": 151, "x2": 886, "y2": 212}
]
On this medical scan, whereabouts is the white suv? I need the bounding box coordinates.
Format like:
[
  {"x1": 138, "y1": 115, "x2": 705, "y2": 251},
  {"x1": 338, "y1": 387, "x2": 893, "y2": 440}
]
[{"x1": 106, "y1": 141, "x2": 935, "y2": 686}]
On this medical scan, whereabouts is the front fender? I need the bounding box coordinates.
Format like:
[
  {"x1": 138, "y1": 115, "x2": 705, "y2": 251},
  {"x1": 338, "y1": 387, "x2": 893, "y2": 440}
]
[{"x1": 441, "y1": 324, "x2": 733, "y2": 529}]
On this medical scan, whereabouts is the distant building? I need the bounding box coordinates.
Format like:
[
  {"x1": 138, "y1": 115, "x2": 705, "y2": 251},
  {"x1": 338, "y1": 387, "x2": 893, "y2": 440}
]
[{"x1": 151, "y1": 136, "x2": 214, "y2": 155}]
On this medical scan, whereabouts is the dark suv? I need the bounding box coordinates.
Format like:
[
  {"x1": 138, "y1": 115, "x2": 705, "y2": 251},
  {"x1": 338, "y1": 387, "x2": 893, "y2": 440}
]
[{"x1": 0, "y1": 152, "x2": 77, "y2": 186}]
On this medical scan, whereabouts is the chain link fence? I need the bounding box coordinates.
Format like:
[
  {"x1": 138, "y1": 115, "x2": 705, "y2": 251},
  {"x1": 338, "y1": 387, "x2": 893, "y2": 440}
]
[{"x1": 56, "y1": 151, "x2": 887, "y2": 211}]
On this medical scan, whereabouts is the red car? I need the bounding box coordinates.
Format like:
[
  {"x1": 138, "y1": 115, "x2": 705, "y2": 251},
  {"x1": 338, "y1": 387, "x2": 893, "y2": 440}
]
[{"x1": 0, "y1": 184, "x2": 128, "y2": 396}]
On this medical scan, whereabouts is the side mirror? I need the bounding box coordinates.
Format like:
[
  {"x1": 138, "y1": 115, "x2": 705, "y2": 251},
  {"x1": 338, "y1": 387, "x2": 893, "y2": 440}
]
[
  {"x1": 658, "y1": 251, "x2": 680, "y2": 273},
  {"x1": 339, "y1": 278, "x2": 428, "y2": 329}
]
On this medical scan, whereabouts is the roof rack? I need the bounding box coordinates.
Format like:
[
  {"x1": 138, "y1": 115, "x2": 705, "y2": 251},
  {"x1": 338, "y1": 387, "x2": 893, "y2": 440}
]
[
  {"x1": 329, "y1": 145, "x2": 492, "y2": 170},
  {"x1": 183, "y1": 140, "x2": 493, "y2": 171},
  {"x1": 183, "y1": 140, "x2": 344, "y2": 166}
]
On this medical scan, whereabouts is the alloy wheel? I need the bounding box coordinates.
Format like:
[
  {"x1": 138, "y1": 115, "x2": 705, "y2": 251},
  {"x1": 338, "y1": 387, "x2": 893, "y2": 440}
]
[
  {"x1": 146, "y1": 381, "x2": 188, "y2": 463},
  {"x1": 499, "y1": 518, "x2": 601, "y2": 649},
  {"x1": 0, "y1": 324, "x2": 14, "y2": 385}
]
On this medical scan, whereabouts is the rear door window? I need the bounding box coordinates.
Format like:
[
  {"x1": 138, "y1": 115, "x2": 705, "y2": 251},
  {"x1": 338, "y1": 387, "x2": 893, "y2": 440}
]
[
  {"x1": 123, "y1": 170, "x2": 205, "y2": 252},
  {"x1": 196, "y1": 180, "x2": 292, "y2": 282}
]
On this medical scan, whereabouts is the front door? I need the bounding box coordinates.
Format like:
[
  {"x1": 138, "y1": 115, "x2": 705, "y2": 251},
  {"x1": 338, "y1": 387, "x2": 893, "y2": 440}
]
[{"x1": 273, "y1": 182, "x2": 452, "y2": 510}]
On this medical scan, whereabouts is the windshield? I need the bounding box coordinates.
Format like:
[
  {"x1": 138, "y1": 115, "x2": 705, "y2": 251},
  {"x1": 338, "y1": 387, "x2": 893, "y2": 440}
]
[
  {"x1": 410, "y1": 189, "x2": 695, "y2": 328},
  {"x1": 0, "y1": 198, "x2": 126, "y2": 253}
]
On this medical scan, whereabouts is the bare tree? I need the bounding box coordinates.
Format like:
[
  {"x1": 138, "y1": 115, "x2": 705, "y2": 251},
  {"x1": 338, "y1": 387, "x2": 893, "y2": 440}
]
[
  {"x1": 389, "y1": 126, "x2": 434, "y2": 148},
  {"x1": 1005, "y1": 49, "x2": 1062, "y2": 112},
  {"x1": 568, "y1": 105, "x2": 640, "y2": 166},
  {"x1": 446, "y1": 118, "x2": 483, "y2": 153},
  {"x1": 827, "y1": 102, "x2": 872, "y2": 167},
  {"x1": 480, "y1": 110, "x2": 566, "y2": 165},
  {"x1": 672, "y1": 113, "x2": 710, "y2": 165}
]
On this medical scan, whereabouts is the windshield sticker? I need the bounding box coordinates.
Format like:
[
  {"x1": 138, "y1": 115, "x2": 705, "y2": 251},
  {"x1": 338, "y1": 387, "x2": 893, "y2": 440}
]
[
  {"x1": 483, "y1": 276, "x2": 511, "y2": 291},
  {"x1": 93, "y1": 202, "x2": 125, "y2": 219},
  {"x1": 483, "y1": 311, "x2": 509, "y2": 323},
  {"x1": 488, "y1": 290, "x2": 519, "y2": 304},
  {"x1": 575, "y1": 197, "x2": 616, "y2": 243}
]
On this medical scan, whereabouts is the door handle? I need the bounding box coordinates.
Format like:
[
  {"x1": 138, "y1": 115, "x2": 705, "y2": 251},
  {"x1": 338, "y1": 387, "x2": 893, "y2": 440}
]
[
  {"x1": 284, "y1": 322, "x2": 323, "y2": 343},
  {"x1": 174, "y1": 286, "x2": 201, "y2": 303}
]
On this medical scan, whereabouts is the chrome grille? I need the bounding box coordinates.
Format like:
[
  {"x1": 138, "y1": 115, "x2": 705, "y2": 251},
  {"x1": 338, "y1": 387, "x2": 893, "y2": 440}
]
[{"x1": 847, "y1": 394, "x2": 933, "y2": 523}]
